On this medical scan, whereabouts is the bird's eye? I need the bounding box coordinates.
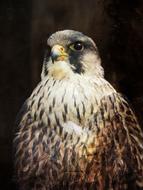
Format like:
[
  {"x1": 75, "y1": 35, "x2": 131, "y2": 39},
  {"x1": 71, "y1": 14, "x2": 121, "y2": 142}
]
[{"x1": 70, "y1": 41, "x2": 84, "y2": 51}]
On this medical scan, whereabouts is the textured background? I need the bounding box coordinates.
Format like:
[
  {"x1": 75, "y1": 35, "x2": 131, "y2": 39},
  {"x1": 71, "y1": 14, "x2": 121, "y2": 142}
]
[{"x1": 0, "y1": 0, "x2": 143, "y2": 189}]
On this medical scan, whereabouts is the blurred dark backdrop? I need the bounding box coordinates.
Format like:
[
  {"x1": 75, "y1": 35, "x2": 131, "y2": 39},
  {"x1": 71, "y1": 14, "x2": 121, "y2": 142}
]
[{"x1": 0, "y1": 0, "x2": 143, "y2": 189}]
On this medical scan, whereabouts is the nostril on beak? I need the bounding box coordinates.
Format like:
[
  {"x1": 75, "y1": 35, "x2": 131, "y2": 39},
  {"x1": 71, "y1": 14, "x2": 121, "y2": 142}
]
[
  {"x1": 51, "y1": 45, "x2": 68, "y2": 63},
  {"x1": 60, "y1": 47, "x2": 64, "y2": 51}
]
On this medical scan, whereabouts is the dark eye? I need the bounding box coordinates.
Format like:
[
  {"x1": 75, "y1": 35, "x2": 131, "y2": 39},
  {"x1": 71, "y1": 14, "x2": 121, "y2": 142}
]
[{"x1": 70, "y1": 41, "x2": 84, "y2": 51}]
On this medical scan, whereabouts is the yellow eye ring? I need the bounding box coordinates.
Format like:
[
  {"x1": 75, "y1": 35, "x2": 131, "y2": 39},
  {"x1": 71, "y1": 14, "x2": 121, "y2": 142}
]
[{"x1": 69, "y1": 41, "x2": 84, "y2": 51}]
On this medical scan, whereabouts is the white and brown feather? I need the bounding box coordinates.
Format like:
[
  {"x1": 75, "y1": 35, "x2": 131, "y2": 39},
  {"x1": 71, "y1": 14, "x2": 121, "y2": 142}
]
[{"x1": 13, "y1": 74, "x2": 143, "y2": 190}]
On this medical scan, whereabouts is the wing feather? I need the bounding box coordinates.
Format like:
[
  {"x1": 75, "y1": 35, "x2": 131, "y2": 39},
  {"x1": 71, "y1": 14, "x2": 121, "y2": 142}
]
[{"x1": 88, "y1": 92, "x2": 143, "y2": 189}]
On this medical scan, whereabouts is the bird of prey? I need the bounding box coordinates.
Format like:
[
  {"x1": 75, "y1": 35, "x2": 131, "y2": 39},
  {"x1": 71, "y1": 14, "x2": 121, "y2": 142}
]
[{"x1": 13, "y1": 30, "x2": 143, "y2": 190}]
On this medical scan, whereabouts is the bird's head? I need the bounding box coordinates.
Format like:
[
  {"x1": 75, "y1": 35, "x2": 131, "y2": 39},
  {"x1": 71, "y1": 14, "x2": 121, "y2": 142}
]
[{"x1": 41, "y1": 30, "x2": 104, "y2": 80}]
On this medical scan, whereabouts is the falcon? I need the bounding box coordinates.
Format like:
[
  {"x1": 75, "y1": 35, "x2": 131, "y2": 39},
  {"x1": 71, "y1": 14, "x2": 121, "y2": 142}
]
[{"x1": 13, "y1": 30, "x2": 143, "y2": 190}]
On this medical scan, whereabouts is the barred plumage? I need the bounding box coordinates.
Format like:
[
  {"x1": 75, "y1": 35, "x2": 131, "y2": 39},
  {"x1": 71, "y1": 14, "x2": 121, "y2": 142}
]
[{"x1": 13, "y1": 30, "x2": 143, "y2": 190}]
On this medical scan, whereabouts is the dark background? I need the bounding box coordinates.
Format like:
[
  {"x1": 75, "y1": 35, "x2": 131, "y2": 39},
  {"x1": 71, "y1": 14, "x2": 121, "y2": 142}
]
[{"x1": 0, "y1": 0, "x2": 143, "y2": 189}]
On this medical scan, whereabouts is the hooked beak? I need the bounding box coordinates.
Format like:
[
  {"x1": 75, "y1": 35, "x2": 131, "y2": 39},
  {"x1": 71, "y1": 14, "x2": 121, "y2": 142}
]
[{"x1": 51, "y1": 45, "x2": 68, "y2": 63}]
